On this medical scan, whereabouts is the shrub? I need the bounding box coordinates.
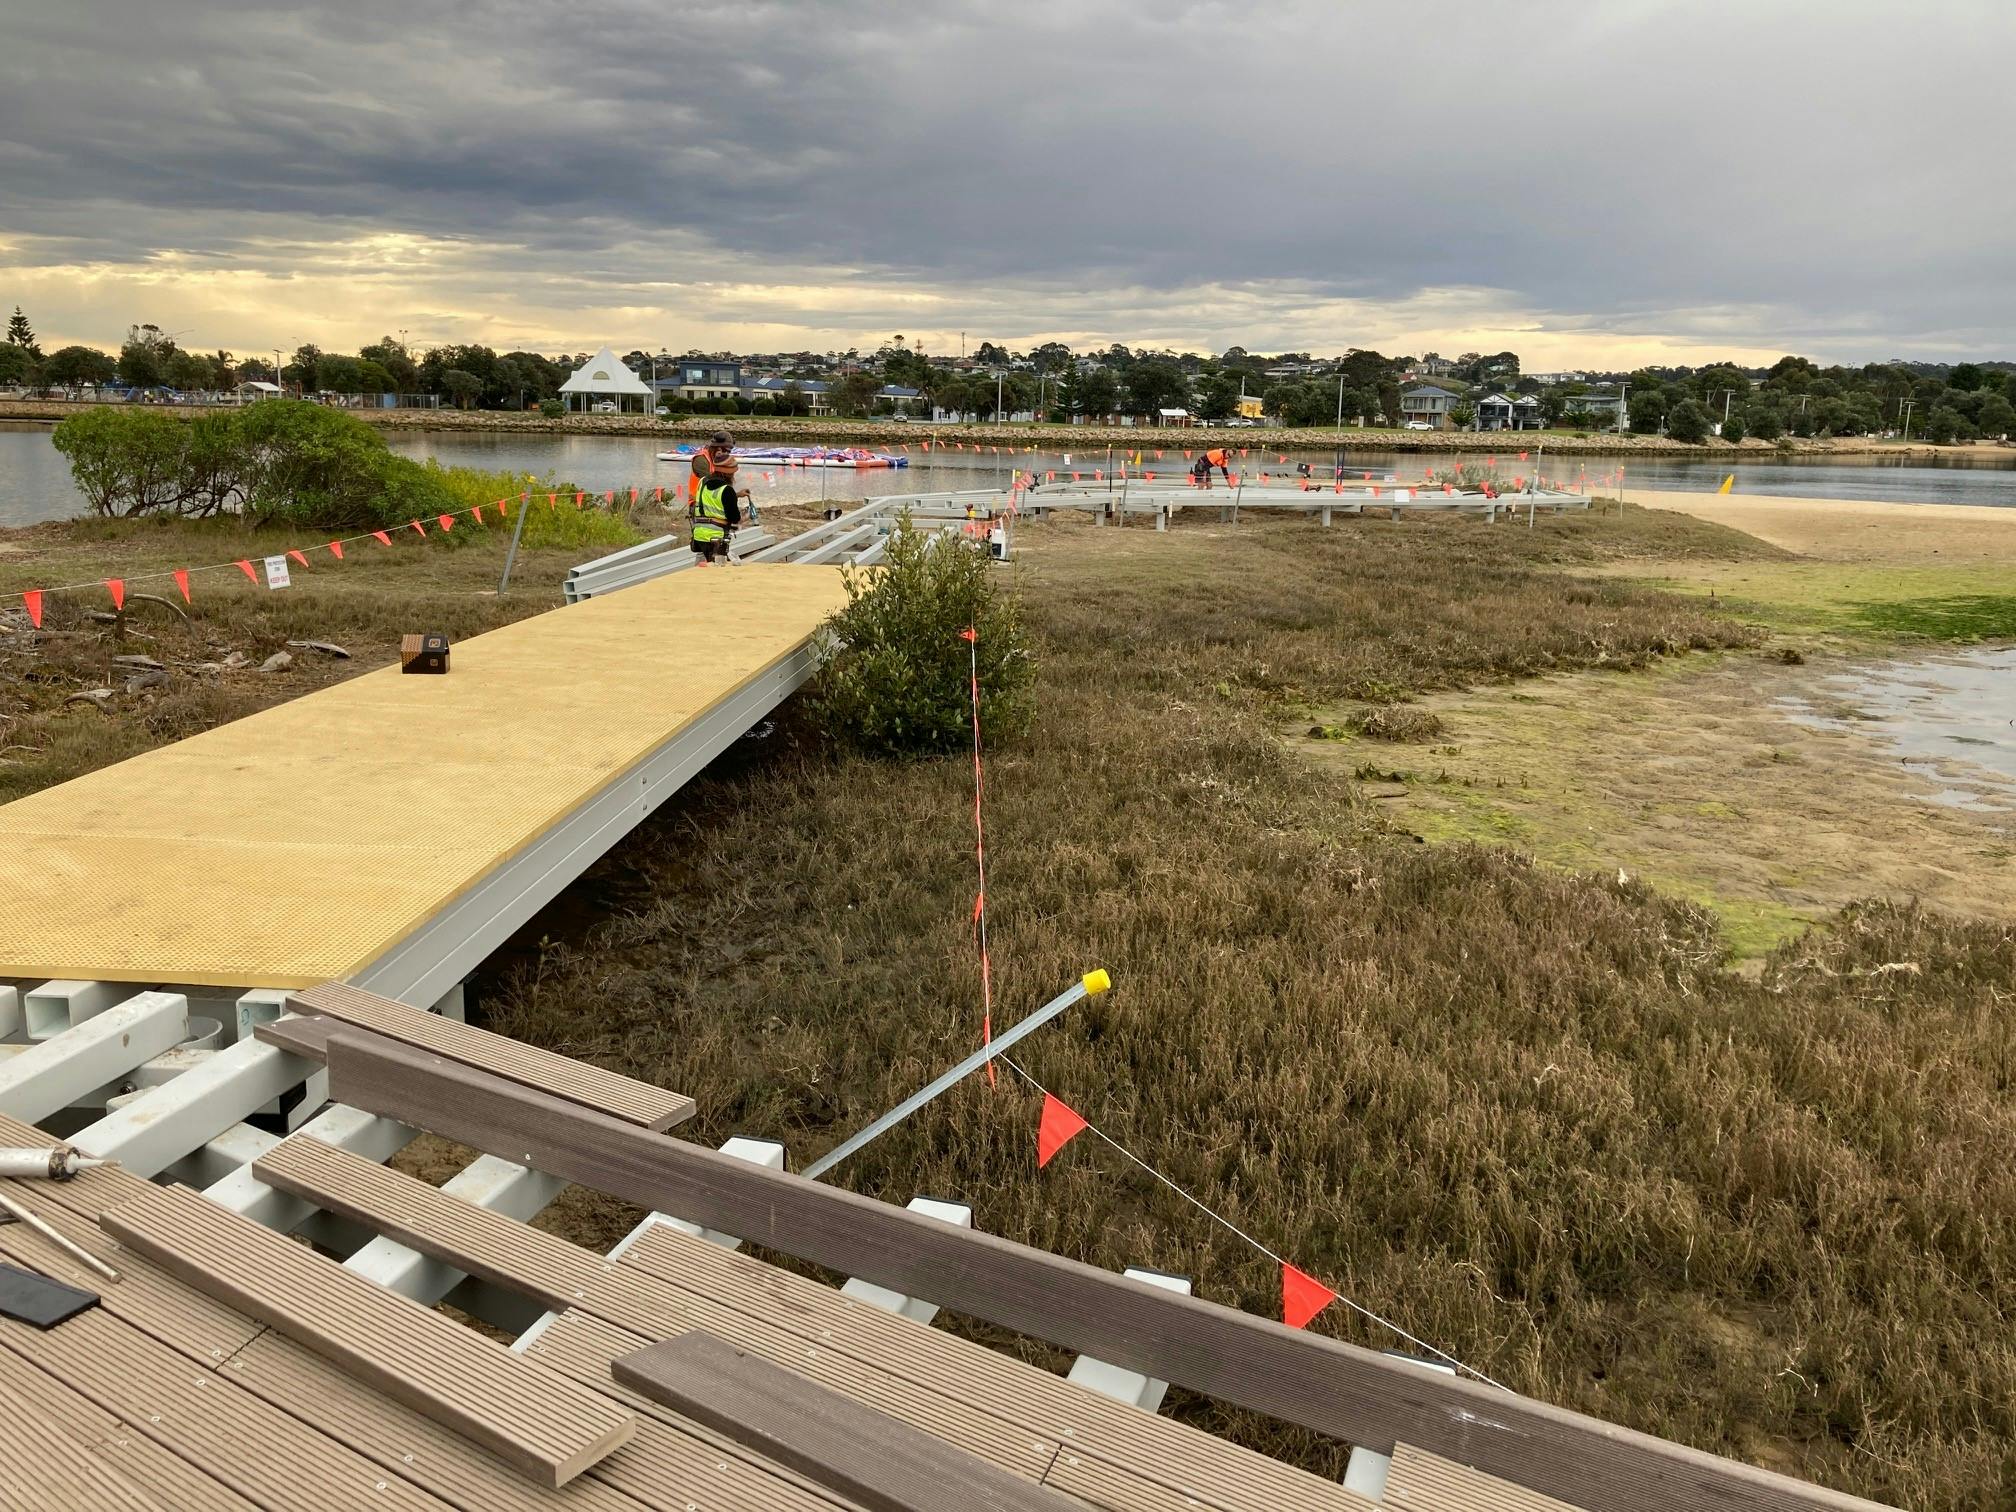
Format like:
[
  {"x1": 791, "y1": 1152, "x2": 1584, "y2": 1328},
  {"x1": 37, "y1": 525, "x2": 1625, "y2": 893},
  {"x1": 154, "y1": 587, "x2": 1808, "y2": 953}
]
[
  {"x1": 811, "y1": 520, "x2": 1033, "y2": 756},
  {"x1": 234, "y1": 401, "x2": 452, "y2": 530},
  {"x1": 719, "y1": 397, "x2": 742, "y2": 416},
  {"x1": 1720, "y1": 414, "x2": 1748, "y2": 443},
  {"x1": 1665, "y1": 399, "x2": 1712, "y2": 443},
  {"x1": 663, "y1": 396, "x2": 694, "y2": 416},
  {"x1": 52, "y1": 407, "x2": 227, "y2": 517},
  {"x1": 750, "y1": 397, "x2": 778, "y2": 417},
  {"x1": 538, "y1": 398, "x2": 564, "y2": 419},
  {"x1": 1349, "y1": 705, "x2": 1446, "y2": 741}
]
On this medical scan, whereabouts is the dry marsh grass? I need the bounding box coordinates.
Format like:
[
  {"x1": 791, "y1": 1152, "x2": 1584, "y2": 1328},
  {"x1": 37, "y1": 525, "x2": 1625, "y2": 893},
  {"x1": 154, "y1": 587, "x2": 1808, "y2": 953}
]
[{"x1": 476, "y1": 510, "x2": 2013, "y2": 1508}]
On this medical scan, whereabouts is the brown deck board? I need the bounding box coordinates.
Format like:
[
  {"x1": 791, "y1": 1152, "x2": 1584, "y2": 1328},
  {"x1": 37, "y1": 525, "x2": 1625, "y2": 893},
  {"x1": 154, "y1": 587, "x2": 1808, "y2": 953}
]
[
  {"x1": 1385, "y1": 1443, "x2": 1589, "y2": 1511},
  {"x1": 0, "y1": 1306, "x2": 451, "y2": 1510},
  {"x1": 0, "y1": 1360, "x2": 168, "y2": 1510},
  {"x1": 257, "y1": 1131, "x2": 1360, "y2": 1511},
  {"x1": 323, "y1": 1033, "x2": 1883, "y2": 1512},
  {"x1": 614, "y1": 1330, "x2": 1075, "y2": 1512},
  {"x1": 222, "y1": 1331, "x2": 658, "y2": 1512},
  {"x1": 99, "y1": 1181, "x2": 637, "y2": 1489},
  {"x1": 281, "y1": 980, "x2": 695, "y2": 1129}
]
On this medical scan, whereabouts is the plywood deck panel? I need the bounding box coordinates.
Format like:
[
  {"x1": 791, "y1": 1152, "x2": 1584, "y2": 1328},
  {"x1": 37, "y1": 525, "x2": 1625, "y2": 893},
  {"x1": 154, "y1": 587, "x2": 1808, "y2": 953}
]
[
  {"x1": 99, "y1": 1181, "x2": 637, "y2": 1488},
  {"x1": 0, "y1": 1360, "x2": 168, "y2": 1510},
  {"x1": 277, "y1": 981, "x2": 694, "y2": 1128},
  {"x1": 0, "y1": 1306, "x2": 451, "y2": 1510},
  {"x1": 1385, "y1": 1443, "x2": 1589, "y2": 1511},
  {"x1": 0, "y1": 565, "x2": 851, "y2": 988},
  {"x1": 256, "y1": 1132, "x2": 1363, "y2": 1511},
  {"x1": 612, "y1": 1330, "x2": 1077, "y2": 1512}
]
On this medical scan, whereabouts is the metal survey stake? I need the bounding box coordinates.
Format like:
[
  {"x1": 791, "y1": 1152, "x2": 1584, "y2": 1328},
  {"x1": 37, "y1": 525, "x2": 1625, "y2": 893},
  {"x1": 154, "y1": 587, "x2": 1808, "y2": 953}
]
[{"x1": 803, "y1": 970, "x2": 1111, "y2": 1180}]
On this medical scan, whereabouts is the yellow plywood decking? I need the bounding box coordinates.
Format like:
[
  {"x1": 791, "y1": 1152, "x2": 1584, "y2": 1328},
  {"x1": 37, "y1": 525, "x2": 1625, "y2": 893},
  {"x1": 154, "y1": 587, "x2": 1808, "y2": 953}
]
[{"x1": 0, "y1": 565, "x2": 850, "y2": 988}]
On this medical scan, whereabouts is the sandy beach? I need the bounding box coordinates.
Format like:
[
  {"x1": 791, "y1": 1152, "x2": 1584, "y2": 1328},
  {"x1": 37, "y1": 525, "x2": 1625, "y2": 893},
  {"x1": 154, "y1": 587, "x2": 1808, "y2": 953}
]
[{"x1": 1630, "y1": 487, "x2": 2016, "y2": 564}]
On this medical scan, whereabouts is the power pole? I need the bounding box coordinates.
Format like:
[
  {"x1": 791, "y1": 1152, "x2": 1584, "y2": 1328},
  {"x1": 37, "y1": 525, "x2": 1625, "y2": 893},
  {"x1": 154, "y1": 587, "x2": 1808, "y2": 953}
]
[{"x1": 1899, "y1": 398, "x2": 1916, "y2": 442}]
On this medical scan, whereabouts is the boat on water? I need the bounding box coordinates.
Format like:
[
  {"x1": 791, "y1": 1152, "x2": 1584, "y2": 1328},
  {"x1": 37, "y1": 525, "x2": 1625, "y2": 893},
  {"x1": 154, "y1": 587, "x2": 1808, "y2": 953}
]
[{"x1": 655, "y1": 444, "x2": 908, "y2": 470}]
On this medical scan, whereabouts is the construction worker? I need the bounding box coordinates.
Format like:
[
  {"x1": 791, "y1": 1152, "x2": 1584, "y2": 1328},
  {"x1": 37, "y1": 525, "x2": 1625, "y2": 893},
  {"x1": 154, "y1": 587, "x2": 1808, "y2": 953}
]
[
  {"x1": 1193, "y1": 445, "x2": 1232, "y2": 489},
  {"x1": 688, "y1": 469, "x2": 741, "y2": 565}
]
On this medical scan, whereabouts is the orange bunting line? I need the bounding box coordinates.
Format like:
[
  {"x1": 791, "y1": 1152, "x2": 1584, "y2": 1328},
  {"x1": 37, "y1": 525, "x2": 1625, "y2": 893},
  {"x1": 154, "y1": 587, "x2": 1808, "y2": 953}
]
[
  {"x1": 1281, "y1": 1263, "x2": 1338, "y2": 1330},
  {"x1": 409, "y1": 519, "x2": 425, "y2": 535},
  {"x1": 172, "y1": 569, "x2": 190, "y2": 603},
  {"x1": 106, "y1": 578, "x2": 125, "y2": 610},
  {"x1": 21, "y1": 589, "x2": 42, "y2": 628},
  {"x1": 437, "y1": 514, "x2": 455, "y2": 531},
  {"x1": 371, "y1": 530, "x2": 391, "y2": 547},
  {"x1": 235, "y1": 559, "x2": 257, "y2": 581},
  {"x1": 1036, "y1": 1093, "x2": 1089, "y2": 1168},
  {"x1": 286, "y1": 550, "x2": 309, "y2": 568},
  {"x1": 326, "y1": 541, "x2": 344, "y2": 560}
]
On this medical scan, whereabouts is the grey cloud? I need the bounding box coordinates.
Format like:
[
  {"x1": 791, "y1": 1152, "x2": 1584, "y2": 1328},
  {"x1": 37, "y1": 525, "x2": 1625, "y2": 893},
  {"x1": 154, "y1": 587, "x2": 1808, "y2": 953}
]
[{"x1": 3, "y1": 0, "x2": 2013, "y2": 357}]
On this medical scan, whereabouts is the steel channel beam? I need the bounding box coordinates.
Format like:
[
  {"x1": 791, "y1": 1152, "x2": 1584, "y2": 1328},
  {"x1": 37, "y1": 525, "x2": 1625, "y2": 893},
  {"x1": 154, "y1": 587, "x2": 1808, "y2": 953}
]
[
  {"x1": 0, "y1": 992, "x2": 190, "y2": 1124},
  {"x1": 69, "y1": 1035, "x2": 318, "y2": 1177},
  {"x1": 349, "y1": 638, "x2": 823, "y2": 1008}
]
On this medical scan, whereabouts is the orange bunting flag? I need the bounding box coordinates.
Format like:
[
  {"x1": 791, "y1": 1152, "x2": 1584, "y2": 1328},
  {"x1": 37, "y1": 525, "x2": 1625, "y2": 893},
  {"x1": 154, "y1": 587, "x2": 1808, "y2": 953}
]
[
  {"x1": 575, "y1": 492, "x2": 585, "y2": 508},
  {"x1": 1046, "y1": 470, "x2": 1055, "y2": 482},
  {"x1": 107, "y1": 578, "x2": 125, "y2": 610},
  {"x1": 1036, "y1": 1093, "x2": 1090, "y2": 1168},
  {"x1": 547, "y1": 493, "x2": 558, "y2": 508},
  {"x1": 371, "y1": 530, "x2": 391, "y2": 546},
  {"x1": 653, "y1": 486, "x2": 663, "y2": 502},
  {"x1": 326, "y1": 541, "x2": 344, "y2": 560},
  {"x1": 21, "y1": 589, "x2": 42, "y2": 628},
  {"x1": 603, "y1": 490, "x2": 614, "y2": 505},
  {"x1": 172, "y1": 568, "x2": 191, "y2": 603},
  {"x1": 1518, "y1": 451, "x2": 1529, "y2": 461},
  {"x1": 1145, "y1": 471, "x2": 1156, "y2": 481},
  {"x1": 629, "y1": 487, "x2": 638, "y2": 505},
  {"x1": 1281, "y1": 1263, "x2": 1337, "y2": 1330},
  {"x1": 236, "y1": 559, "x2": 257, "y2": 581},
  {"x1": 437, "y1": 514, "x2": 455, "y2": 531},
  {"x1": 409, "y1": 519, "x2": 425, "y2": 535},
  {"x1": 470, "y1": 504, "x2": 483, "y2": 523},
  {"x1": 287, "y1": 550, "x2": 309, "y2": 568}
]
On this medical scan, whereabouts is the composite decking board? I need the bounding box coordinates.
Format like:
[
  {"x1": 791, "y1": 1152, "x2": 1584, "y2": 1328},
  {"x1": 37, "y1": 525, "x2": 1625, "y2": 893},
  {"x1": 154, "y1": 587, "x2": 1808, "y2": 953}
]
[
  {"x1": 529, "y1": 1310, "x2": 1061, "y2": 1493},
  {"x1": 0, "y1": 1340, "x2": 258, "y2": 1512},
  {"x1": 98, "y1": 1182, "x2": 638, "y2": 1489},
  {"x1": 258, "y1": 1133, "x2": 1343, "y2": 1511},
  {"x1": 220, "y1": 1332, "x2": 656, "y2": 1512},
  {"x1": 614, "y1": 1331, "x2": 1075, "y2": 1512},
  {"x1": 282, "y1": 982, "x2": 695, "y2": 1129},
  {"x1": 0, "y1": 1360, "x2": 168, "y2": 1510},
  {"x1": 323, "y1": 1034, "x2": 1886, "y2": 1512},
  {"x1": 1385, "y1": 1443, "x2": 1589, "y2": 1511},
  {"x1": 0, "y1": 564, "x2": 853, "y2": 988},
  {"x1": 0, "y1": 1306, "x2": 451, "y2": 1511},
  {"x1": 0, "y1": 1179, "x2": 267, "y2": 1364}
]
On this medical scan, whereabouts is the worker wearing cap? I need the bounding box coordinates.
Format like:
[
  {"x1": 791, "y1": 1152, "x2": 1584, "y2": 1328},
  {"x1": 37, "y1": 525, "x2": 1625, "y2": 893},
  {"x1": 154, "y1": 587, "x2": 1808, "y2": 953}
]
[
  {"x1": 1195, "y1": 445, "x2": 1232, "y2": 489},
  {"x1": 688, "y1": 470, "x2": 742, "y2": 565},
  {"x1": 689, "y1": 430, "x2": 755, "y2": 524}
]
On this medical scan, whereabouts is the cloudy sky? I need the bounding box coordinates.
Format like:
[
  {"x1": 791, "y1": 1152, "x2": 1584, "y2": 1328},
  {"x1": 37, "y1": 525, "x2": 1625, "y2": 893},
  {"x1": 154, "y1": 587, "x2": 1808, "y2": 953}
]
[{"x1": 2, "y1": 1, "x2": 2010, "y2": 367}]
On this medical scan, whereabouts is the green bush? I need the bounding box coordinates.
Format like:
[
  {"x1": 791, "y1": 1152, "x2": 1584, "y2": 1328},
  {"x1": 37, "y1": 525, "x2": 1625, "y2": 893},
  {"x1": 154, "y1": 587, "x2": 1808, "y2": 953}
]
[
  {"x1": 1720, "y1": 414, "x2": 1747, "y2": 443},
  {"x1": 538, "y1": 398, "x2": 564, "y2": 419},
  {"x1": 750, "y1": 397, "x2": 778, "y2": 417},
  {"x1": 719, "y1": 397, "x2": 742, "y2": 416},
  {"x1": 52, "y1": 407, "x2": 232, "y2": 517},
  {"x1": 811, "y1": 520, "x2": 1033, "y2": 756}
]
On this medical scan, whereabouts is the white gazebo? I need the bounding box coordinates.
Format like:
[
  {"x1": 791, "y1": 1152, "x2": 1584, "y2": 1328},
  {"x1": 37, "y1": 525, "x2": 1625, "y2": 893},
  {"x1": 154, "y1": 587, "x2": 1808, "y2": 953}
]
[{"x1": 558, "y1": 347, "x2": 654, "y2": 414}]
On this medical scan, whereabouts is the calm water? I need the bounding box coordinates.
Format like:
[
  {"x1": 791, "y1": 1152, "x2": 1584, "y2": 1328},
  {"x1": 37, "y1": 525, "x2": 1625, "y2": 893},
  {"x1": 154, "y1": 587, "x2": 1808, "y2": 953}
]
[
  {"x1": 4, "y1": 420, "x2": 2014, "y2": 526},
  {"x1": 1777, "y1": 649, "x2": 2016, "y2": 813}
]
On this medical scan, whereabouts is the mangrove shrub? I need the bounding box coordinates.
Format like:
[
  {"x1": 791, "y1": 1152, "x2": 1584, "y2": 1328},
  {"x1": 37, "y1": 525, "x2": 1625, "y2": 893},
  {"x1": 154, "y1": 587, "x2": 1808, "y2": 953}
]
[
  {"x1": 52, "y1": 399, "x2": 454, "y2": 529},
  {"x1": 812, "y1": 520, "x2": 1032, "y2": 757}
]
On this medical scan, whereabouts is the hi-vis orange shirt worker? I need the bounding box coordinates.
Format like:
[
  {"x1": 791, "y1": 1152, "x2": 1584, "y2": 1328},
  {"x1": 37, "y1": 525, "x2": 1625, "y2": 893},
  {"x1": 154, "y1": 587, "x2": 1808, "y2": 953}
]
[
  {"x1": 1190, "y1": 446, "x2": 1233, "y2": 488},
  {"x1": 689, "y1": 430, "x2": 740, "y2": 502}
]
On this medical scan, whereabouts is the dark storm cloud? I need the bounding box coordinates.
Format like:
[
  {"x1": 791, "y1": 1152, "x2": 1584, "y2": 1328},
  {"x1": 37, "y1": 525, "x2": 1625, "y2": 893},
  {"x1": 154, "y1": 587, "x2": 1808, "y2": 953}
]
[{"x1": 3, "y1": 0, "x2": 2012, "y2": 356}]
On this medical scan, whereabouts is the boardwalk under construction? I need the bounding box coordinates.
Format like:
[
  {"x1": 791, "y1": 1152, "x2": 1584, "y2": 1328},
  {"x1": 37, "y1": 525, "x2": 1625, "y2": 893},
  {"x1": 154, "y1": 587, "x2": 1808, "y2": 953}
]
[{"x1": 0, "y1": 563, "x2": 851, "y2": 989}]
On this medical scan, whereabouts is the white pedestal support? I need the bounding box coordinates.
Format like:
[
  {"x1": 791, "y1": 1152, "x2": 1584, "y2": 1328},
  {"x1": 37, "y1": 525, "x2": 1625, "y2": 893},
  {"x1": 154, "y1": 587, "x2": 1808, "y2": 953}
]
[
  {"x1": 1342, "y1": 1354, "x2": 1458, "y2": 1497},
  {"x1": 839, "y1": 1198, "x2": 975, "y2": 1324},
  {"x1": 1065, "y1": 1268, "x2": 1192, "y2": 1411}
]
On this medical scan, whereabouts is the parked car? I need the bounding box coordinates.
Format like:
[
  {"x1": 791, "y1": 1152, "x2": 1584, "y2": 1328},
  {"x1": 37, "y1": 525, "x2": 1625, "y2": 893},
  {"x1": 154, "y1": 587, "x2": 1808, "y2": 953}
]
[
  {"x1": 591, "y1": 400, "x2": 618, "y2": 413},
  {"x1": 1404, "y1": 420, "x2": 1434, "y2": 430},
  {"x1": 1224, "y1": 417, "x2": 1260, "y2": 428}
]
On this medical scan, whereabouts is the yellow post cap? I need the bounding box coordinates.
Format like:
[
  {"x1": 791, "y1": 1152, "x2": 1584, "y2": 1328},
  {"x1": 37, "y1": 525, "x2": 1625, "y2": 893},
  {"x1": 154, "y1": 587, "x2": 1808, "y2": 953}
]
[{"x1": 1081, "y1": 968, "x2": 1112, "y2": 997}]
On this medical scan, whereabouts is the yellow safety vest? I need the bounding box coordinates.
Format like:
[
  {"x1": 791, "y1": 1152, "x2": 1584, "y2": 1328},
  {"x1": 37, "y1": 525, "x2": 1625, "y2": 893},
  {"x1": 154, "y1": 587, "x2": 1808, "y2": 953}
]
[{"x1": 691, "y1": 480, "x2": 729, "y2": 542}]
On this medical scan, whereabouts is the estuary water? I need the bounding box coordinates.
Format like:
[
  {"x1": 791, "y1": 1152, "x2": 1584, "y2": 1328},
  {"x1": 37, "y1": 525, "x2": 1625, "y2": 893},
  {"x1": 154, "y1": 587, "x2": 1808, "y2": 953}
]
[{"x1": 3, "y1": 419, "x2": 2013, "y2": 527}]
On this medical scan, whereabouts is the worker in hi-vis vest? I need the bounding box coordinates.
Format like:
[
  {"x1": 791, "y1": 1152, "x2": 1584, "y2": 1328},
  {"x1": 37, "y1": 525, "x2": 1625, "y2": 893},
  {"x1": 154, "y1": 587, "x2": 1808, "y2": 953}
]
[{"x1": 688, "y1": 470, "x2": 741, "y2": 564}]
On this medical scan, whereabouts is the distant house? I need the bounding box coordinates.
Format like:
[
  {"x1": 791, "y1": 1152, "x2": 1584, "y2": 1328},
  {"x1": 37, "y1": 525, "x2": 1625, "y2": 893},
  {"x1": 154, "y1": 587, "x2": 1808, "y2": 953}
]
[
  {"x1": 1235, "y1": 395, "x2": 1266, "y2": 420},
  {"x1": 1565, "y1": 390, "x2": 1629, "y2": 430},
  {"x1": 1400, "y1": 384, "x2": 1462, "y2": 429},
  {"x1": 671, "y1": 360, "x2": 743, "y2": 403},
  {"x1": 1473, "y1": 393, "x2": 1545, "y2": 431}
]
